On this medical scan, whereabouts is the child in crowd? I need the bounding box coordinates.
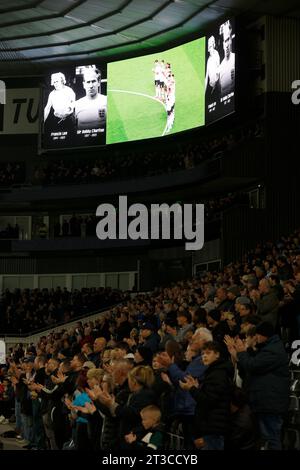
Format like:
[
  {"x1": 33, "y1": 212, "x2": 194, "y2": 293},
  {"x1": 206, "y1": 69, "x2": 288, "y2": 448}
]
[{"x1": 124, "y1": 405, "x2": 164, "y2": 450}]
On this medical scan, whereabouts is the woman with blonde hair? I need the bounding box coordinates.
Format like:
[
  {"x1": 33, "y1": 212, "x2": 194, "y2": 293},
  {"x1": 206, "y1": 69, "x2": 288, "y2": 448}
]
[
  {"x1": 128, "y1": 365, "x2": 155, "y2": 390},
  {"x1": 95, "y1": 365, "x2": 157, "y2": 448}
]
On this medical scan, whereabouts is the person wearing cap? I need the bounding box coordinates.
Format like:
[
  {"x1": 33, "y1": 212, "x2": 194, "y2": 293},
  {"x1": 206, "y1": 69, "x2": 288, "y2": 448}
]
[
  {"x1": 233, "y1": 322, "x2": 289, "y2": 450},
  {"x1": 139, "y1": 322, "x2": 160, "y2": 353}
]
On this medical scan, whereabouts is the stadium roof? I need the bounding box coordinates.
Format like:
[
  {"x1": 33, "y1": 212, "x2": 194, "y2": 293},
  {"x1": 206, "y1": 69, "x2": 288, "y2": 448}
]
[{"x1": 0, "y1": 0, "x2": 299, "y2": 74}]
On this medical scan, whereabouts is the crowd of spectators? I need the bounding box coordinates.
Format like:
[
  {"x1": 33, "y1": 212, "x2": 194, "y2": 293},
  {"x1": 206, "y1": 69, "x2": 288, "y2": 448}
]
[
  {"x1": 1, "y1": 123, "x2": 262, "y2": 189},
  {"x1": 0, "y1": 227, "x2": 299, "y2": 451},
  {"x1": 33, "y1": 122, "x2": 262, "y2": 187},
  {"x1": 0, "y1": 163, "x2": 25, "y2": 188},
  {"x1": 0, "y1": 287, "x2": 126, "y2": 334}
]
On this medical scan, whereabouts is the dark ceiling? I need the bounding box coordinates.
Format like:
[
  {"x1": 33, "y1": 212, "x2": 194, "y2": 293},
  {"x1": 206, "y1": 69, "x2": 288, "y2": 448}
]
[{"x1": 0, "y1": 0, "x2": 300, "y2": 74}]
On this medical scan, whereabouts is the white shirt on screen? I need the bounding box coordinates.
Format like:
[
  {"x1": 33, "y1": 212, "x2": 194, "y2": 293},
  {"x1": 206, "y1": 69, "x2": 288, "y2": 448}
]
[
  {"x1": 154, "y1": 64, "x2": 161, "y2": 81},
  {"x1": 219, "y1": 52, "x2": 235, "y2": 96},
  {"x1": 207, "y1": 49, "x2": 220, "y2": 88},
  {"x1": 48, "y1": 86, "x2": 75, "y2": 119},
  {"x1": 75, "y1": 94, "x2": 107, "y2": 129},
  {"x1": 159, "y1": 66, "x2": 166, "y2": 85}
]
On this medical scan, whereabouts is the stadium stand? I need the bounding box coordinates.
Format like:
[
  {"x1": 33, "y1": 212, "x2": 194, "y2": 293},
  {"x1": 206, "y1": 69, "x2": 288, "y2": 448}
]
[
  {"x1": 0, "y1": 228, "x2": 299, "y2": 450},
  {"x1": 0, "y1": 0, "x2": 300, "y2": 457}
]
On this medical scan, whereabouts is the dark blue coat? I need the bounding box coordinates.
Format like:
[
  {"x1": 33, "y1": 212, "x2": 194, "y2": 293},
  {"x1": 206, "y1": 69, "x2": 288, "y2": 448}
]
[
  {"x1": 168, "y1": 356, "x2": 206, "y2": 416},
  {"x1": 237, "y1": 335, "x2": 289, "y2": 415}
]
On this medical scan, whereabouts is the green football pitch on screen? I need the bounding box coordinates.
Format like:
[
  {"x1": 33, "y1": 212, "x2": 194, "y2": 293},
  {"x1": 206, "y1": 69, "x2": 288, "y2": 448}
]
[{"x1": 106, "y1": 37, "x2": 206, "y2": 144}]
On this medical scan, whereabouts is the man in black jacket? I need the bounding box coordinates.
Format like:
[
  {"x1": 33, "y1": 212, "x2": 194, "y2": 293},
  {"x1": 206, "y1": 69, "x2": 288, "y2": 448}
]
[
  {"x1": 235, "y1": 322, "x2": 289, "y2": 450},
  {"x1": 30, "y1": 355, "x2": 47, "y2": 449},
  {"x1": 179, "y1": 341, "x2": 233, "y2": 450},
  {"x1": 37, "y1": 357, "x2": 60, "y2": 450}
]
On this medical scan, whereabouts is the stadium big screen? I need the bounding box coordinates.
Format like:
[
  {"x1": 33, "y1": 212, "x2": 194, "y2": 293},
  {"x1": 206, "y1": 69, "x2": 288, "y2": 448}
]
[
  {"x1": 205, "y1": 18, "x2": 236, "y2": 125},
  {"x1": 41, "y1": 18, "x2": 235, "y2": 150}
]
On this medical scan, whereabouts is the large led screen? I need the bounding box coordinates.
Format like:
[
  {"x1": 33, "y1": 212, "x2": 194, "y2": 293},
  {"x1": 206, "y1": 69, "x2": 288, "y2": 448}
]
[
  {"x1": 41, "y1": 21, "x2": 236, "y2": 151},
  {"x1": 107, "y1": 37, "x2": 206, "y2": 144},
  {"x1": 205, "y1": 18, "x2": 236, "y2": 125},
  {"x1": 42, "y1": 64, "x2": 107, "y2": 149}
]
